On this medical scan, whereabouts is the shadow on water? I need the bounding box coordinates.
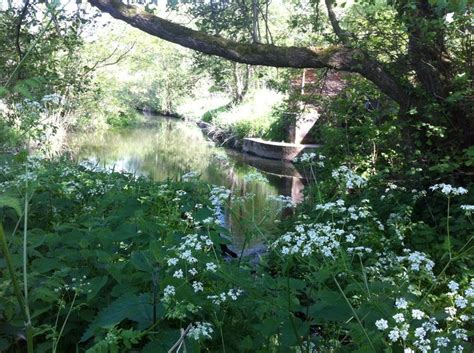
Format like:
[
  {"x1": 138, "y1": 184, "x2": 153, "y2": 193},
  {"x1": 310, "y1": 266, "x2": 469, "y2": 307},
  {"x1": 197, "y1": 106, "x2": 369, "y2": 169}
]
[{"x1": 69, "y1": 115, "x2": 305, "y2": 248}]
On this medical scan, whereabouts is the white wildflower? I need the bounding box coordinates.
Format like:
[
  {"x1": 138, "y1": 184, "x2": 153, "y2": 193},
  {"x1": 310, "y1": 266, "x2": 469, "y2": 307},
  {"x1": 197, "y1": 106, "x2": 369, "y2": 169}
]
[
  {"x1": 188, "y1": 322, "x2": 214, "y2": 340},
  {"x1": 388, "y1": 328, "x2": 400, "y2": 342},
  {"x1": 411, "y1": 309, "x2": 425, "y2": 320},
  {"x1": 192, "y1": 281, "x2": 204, "y2": 293},
  {"x1": 205, "y1": 262, "x2": 218, "y2": 272},
  {"x1": 173, "y1": 269, "x2": 184, "y2": 278},
  {"x1": 163, "y1": 285, "x2": 175, "y2": 298},
  {"x1": 393, "y1": 313, "x2": 405, "y2": 323},
  {"x1": 395, "y1": 298, "x2": 408, "y2": 309},
  {"x1": 375, "y1": 319, "x2": 389, "y2": 330},
  {"x1": 448, "y1": 280, "x2": 459, "y2": 292}
]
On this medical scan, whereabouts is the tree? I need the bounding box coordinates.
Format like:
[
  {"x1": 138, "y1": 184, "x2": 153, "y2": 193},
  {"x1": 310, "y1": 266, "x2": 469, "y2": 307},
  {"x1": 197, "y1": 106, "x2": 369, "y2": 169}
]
[
  {"x1": 87, "y1": 0, "x2": 472, "y2": 146},
  {"x1": 87, "y1": 0, "x2": 410, "y2": 106}
]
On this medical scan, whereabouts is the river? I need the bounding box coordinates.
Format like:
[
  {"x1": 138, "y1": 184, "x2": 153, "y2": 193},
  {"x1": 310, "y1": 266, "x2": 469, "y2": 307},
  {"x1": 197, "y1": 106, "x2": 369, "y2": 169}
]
[{"x1": 70, "y1": 115, "x2": 305, "y2": 249}]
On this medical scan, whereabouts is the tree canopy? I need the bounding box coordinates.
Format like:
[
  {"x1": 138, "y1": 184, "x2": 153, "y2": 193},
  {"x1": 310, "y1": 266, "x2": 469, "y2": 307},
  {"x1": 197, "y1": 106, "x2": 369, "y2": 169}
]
[{"x1": 87, "y1": 0, "x2": 473, "y2": 146}]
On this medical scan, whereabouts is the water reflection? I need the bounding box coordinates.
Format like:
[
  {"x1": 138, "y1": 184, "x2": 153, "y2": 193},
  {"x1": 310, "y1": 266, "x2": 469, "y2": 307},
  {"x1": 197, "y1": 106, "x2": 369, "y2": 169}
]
[{"x1": 70, "y1": 116, "x2": 304, "y2": 247}]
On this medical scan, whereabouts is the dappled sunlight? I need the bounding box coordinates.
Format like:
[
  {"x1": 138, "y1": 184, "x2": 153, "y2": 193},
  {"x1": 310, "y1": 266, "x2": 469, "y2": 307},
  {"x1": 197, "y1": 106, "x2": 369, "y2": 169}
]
[{"x1": 0, "y1": 0, "x2": 472, "y2": 352}]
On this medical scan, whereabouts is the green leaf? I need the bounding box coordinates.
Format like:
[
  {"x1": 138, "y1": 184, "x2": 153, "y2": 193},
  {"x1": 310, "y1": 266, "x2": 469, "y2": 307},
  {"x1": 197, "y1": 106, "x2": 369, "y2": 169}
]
[
  {"x1": 0, "y1": 87, "x2": 8, "y2": 98},
  {"x1": 131, "y1": 251, "x2": 155, "y2": 272},
  {"x1": 13, "y1": 82, "x2": 32, "y2": 99},
  {"x1": 31, "y1": 257, "x2": 64, "y2": 274},
  {"x1": 87, "y1": 276, "x2": 109, "y2": 300},
  {"x1": 0, "y1": 195, "x2": 22, "y2": 216},
  {"x1": 130, "y1": 251, "x2": 155, "y2": 272},
  {"x1": 81, "y1": 293, "x2": 153, "y2": 342}
]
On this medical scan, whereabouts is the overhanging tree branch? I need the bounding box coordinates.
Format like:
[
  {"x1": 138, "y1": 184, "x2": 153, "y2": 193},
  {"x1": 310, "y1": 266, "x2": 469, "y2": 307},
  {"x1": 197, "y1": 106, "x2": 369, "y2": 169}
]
[{"x1": 87, "y1": 0, "x2": 411, "y2": 107}]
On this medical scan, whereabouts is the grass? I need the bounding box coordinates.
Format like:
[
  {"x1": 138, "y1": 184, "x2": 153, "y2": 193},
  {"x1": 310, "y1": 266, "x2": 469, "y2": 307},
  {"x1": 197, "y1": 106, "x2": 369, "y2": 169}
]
[{"x1": 199, "y1": 89, "x2": 285, "y2": 139}]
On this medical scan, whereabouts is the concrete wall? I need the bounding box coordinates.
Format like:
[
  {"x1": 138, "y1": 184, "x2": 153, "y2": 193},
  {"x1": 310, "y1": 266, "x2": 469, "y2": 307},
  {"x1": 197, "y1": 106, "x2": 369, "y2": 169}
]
[{"x1": 243, "y1": 138, "x2": 320, "y2": 161}]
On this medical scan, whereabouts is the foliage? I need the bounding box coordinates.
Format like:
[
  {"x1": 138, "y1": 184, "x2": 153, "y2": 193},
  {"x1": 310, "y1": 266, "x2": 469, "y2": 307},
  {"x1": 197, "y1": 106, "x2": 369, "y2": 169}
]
[
  {"x1": 201, "y1": 105, "x2": 230, "y2": 123},
  {"x1": 0, "y1": 0, "x2": 473, "y2": 352},
  {"x1": 0, "y1": 1, "x2": 97, "y2": 151},
  {"x1": 201, "y1": 88, "x2": 285, "y2": 139},
  {"x1": 1, "y1": 152, "x2": 473, "y2": 352}
]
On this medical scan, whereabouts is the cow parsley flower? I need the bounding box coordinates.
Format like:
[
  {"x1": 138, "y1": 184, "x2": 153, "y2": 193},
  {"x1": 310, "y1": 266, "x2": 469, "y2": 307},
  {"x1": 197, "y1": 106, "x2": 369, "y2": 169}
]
[
  {"x1": 435, "y1": 336, "x2": 450, "y2": 347},
  {"x1": 332, "y1": 165, "x2": 367, "y2": 190},
  {"x1": 375, "y1": 319, "x2": 389, "y2": 330},
  {"x1": 412, "y1": 309, "x2": 425, "y2": 320},
  {"x1": 205, "y1": 262, "x2": 218, "y2": 272},
  {"x1": 173, "y1": 269, "x2": 184, "y2": 278},
  {"x1": 393, "y1": 313, "x2": 405, "y2": 323},
  {"x1": 192, "y1": 281, "x2": 204, "y2": 293},
  {"x1": 429, "y1": 183, "x2": 468, "y2": 196},
  {"x1": 395, "y1": 298, "x2": 408, "y2": 309},
  {"x1": 445, "y1": 306, "x2": 457, "y2": 319},
  {"x1": 163, "y1": 285, "x2": 175, "y2": 298},
  {"x1": 454, "y1": 296, "x2": 468, "y2": 309},
  {"x1": 460, "y1": 204, "x2": 474, "y2": 215},
  {"x1": 188, "y1": 322, "x2": 214, "y2": 340},
  {"x1": 388, "y1": 328, "x2": 400, "y2": 342},
  {"x1": 448, "y1": 280, "x2": 459, "y2": 293}
]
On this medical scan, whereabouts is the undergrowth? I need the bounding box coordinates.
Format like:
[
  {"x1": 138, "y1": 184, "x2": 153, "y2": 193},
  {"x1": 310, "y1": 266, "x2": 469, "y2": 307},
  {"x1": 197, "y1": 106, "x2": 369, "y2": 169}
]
[{"x1": 0, "y1": 153, "x2": 472, "y2": 352}]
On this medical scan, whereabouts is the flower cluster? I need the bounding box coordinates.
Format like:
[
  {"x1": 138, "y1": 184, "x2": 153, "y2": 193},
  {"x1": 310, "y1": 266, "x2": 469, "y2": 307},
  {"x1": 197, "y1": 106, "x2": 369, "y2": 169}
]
[
  {"x1": 181, "y1": 171, "x2": 199, "y2": 182},
  {"x1": 188, "y1": 322, "x2": 214, "y2": 340},
  {"x1": 268, "y1": 194, "x2": 296, "y2": 209},
  {"x1": 460, "y1": 204, "x2": 474, "y2": 216},
  {"x1": 209, "y1": 186, "x2": 231, "y2": 225},
  {"x1": 396, "y1": 249, "x2": 435, "y2": 276},
  {"x1": 331, "y1": 165, "x2": 367, "y2": 190},
  {"x1": 171, "y1": 189, "x2": 188, "y2": 202},
  {"x1": 207, "y1": 288, "x2": 244, "y2": 305},
  {"x1": 54, "y1": 275, "x2": 92, "y2": 294},
  {"x1": 295, "y1": 152, "x2": 325, "y2": 167},
  {"x1": 273, "y1": 223, "x2": 344, "y2": 259},
  {"x1": 375, "y1": 287, "x2": 473, "y2": 352},
  {"x1": 175, "y1": 233, "x2": 214, "y2": 264},
  {"x1": 430, "y1": 184, "x2": 468, "y2": 196}
]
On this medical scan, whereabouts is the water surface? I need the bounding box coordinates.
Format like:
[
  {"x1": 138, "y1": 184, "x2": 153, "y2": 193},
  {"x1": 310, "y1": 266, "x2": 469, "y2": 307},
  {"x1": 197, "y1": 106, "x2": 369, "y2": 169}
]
[{"x1": 70, "y1": 116, "x2": 304, "y2": 248}]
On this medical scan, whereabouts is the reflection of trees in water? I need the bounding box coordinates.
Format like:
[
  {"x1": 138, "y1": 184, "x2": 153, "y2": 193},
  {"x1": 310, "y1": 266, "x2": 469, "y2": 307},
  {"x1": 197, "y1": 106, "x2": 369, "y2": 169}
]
[{"x1": 71, "y1": 116, "x2": 296, "y2": 247}]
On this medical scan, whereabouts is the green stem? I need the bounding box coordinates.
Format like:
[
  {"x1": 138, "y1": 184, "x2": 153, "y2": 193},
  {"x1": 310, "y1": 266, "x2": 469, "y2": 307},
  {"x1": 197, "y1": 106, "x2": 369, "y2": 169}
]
[
  {"x1": 286, "y1": 274, "x2": 303, "y2": 350},
  {"x1": 23, "y1": 154, "x2": 33, "y2": 329},
  {"x1": 52, "y1": 291, "x2": 77, "y2": 353},
  {"x1": 214, "y1": 312, "x2": 226, "y2": 353},
  {"x1": 309, "y1": 164, "x2": 322, "y2": 204},
  {"x1": 446, "y1": 197, "x2": 452, "y2": 260},
  {"x1": 0, "y1": 223, "x2": 26, "y2": 310},
  {"x1": 0, "y1": 223, "x2": 33, "y2": 352},
  {"x1": 238, "y1": 235, "x2": 248, "y2": 266},
  {"x1": 333, "y1": 275, "x2": 376, "y2": 353}
]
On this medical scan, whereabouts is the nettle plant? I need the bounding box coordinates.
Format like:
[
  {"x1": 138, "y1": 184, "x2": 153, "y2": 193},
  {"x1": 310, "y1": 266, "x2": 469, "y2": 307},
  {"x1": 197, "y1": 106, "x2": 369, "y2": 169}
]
[
  {"x1": 0, "y1": 153, "x2": 472, "y2": 352},
  {"x1": 274, "y1": 153, "x2": 473, "y2": 352},
  {"x1": 0, "y1": 157, "x2": 252, "y2": 352},
  {"x1": 0, "y1": 156, "x2": 311, "y2": 352}
]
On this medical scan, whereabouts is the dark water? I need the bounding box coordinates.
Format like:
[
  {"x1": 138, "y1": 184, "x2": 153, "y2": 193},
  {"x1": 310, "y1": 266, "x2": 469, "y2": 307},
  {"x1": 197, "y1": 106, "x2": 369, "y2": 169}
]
[{"x1": 70, "y1": 116, "x2": 304, "y2": 248}]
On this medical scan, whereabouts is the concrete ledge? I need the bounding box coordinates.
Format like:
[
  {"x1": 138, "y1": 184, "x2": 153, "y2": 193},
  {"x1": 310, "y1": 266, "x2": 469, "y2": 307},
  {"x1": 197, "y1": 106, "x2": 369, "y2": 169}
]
[{"x1": 243, "y1": 138, "x2": 320, "y2": 161}]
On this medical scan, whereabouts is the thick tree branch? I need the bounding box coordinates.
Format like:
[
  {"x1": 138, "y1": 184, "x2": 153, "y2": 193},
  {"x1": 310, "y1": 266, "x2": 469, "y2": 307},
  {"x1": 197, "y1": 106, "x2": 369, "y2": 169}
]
[{"x1": 87, "y1": 0, "x2": 411, "y2": 107}]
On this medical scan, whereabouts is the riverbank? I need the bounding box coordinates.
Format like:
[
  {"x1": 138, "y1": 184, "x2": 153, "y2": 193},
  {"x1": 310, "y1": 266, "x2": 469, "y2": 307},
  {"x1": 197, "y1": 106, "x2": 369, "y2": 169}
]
[
  {"x1": 2, "y1": 148, "x2": 472, "y2": 353},
  {"x1": 195, "y1": 119, "x2": 244, "y2": 151}
]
